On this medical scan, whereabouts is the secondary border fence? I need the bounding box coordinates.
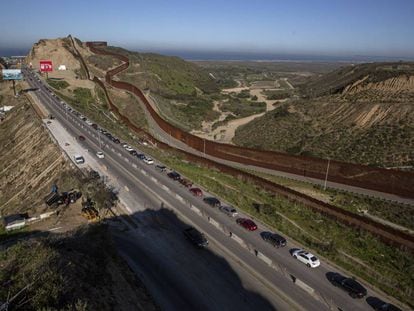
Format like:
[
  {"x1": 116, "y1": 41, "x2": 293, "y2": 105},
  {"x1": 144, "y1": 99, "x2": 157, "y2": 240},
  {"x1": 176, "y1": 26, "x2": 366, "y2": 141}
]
[
  {"x1": 82, "y1": 42, "x2": 414, "y2": 253},
  {"x1": 86, "y1": 42, "x2": 414, "y2": 199}
]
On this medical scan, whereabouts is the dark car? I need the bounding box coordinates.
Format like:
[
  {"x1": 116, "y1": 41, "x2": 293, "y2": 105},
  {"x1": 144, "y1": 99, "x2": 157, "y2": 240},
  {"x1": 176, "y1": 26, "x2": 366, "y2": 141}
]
[
  {"x1": 91, "y1": 123, "x2": 98, "y2": 130},
  {"x1": 261, "y1": 232, "x2": 287, "y2": 248},
  {"x1": 203, "y1": 197, "x2": 221, "y2": 208},
  {"x1": 327, "y1": 272, "x2": 367, "y2": 298},
  {"x1": 183, "y1": 227, "x2": 208, "y2": 248},
  {"x1": 129, "y1": 150, "x2": 138, "y2": 156},
  {"x1": 366, "y1": 297, "x2": 402, "y2": 311},
  {"x1": 189, "y1": 188, "x2": 203, "y2": 197},
  {"x1": 137, "y1": 153, "x2": 146, "y2": 160},
  {"x1": 374, "y1": 303, "x2": 402, "y2": 311},
  {"x1": 155, "y1": 165, "x2": 166, "y2": 172},
  {"x1": 179, "y1": 178, "x2": 193, "y2": 188},
  {"x1": 167, "y1": 171, "x2": 181, "y2": 180},
  {"x1": 112, "y1": 137, "x2": 120, "y2": 144},
  {"x1": 236, "y1": 218, "x2": 257, "y2": 231},
  {"x1": 78, "y1": 135, "x2": 85, "y2": 141}
]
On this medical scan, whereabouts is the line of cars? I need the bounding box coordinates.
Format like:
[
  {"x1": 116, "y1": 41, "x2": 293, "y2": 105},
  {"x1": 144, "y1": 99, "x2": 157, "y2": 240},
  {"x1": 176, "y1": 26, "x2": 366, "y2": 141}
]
[
  {"x1": 120, "y1": 143, "x2": 154, "y2": 164},
  {"x1": 38, "y1": 74, "x2": 320, "y2": 270},
  {"x1": 159, "y1": 167, "x2": 398, "y2": 305},
  {"x1": 40, "y1": 74, "x2": 403, "y2": 310},
  {"x1": 53, "y1": 98, "x2": 156, "y2": 165},
  {"x1": 164, "y1": 169, "x2": 291, "y2": 249}
]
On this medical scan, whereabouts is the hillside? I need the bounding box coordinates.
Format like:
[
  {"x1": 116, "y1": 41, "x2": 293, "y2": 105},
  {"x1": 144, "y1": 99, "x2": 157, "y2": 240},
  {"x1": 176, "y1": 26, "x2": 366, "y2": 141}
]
[
  {"x1": 85, "y1": 46, "x2": 221, "y2": 130},
  {"x1": 301, "y1": 62, "x2": 414, "y2": 97},
  {"x1": 0, "y1": 83, "x2": 157, "y2": 310},
  {"x1": 1, "y1": 224, "x2": 158, "y2": 310},
  {"x1": 26, "y1": 37, "x2": 148, "y2": 134},
  {"x1": 0, "y1": 98, "x2": 69, "y2": 216},
  {"x1": 105, "y1": 46, "x2": 219, "y2": 96},
  {"x1": 234, "y1": 62, "x2": 414, "y2": 168}
]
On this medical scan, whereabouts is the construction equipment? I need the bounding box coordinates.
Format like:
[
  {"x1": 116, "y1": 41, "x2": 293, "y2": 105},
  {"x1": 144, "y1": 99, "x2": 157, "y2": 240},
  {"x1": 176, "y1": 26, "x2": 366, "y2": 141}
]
[
  {"x1": 59, "y1": 189, "x2": 82, "y2": 206},
  {"x1": 81, "y1": 198, "x2": 99, "y2": 221},
  {"x1": 44, "y1": 189, "x2": 82, "y2": 207},
  {"x1": 44, "y1": 192, "x2": 60, "y2": 206}
]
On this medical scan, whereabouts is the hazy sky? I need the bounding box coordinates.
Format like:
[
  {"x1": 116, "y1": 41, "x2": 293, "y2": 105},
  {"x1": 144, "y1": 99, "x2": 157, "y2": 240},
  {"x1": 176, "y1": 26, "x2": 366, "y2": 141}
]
[{"x1": 1, "y1": 0, "x2": 414, "y2": 57}]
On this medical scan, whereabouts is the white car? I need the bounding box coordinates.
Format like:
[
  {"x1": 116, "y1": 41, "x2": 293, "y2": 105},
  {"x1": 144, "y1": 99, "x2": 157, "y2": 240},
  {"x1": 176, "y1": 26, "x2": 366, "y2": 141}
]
[
  {"x1": 86, "y1": 120, "x2": 93, "y2": 126},
  {"x1": 73, "y1": 155, "x2": 85, "y2": 164},
  {"x1": 219, "y1": 205, "x2": 238, "y2": 217},
  {"x1": 143, "y1": 157, "x2": 154, "y2": 165},
  {"x1": 292, "y1": 249, "x2": 320, "y2": 268},
  {"x1": 125, "y1": 146, "x2": 134, "y2": 152},
  {"x1": 96, "y1": 151, "x2": 105, "y2": 159},
  {"x1": 121, "y1": 143, "x2": 128, "y2": 148}
]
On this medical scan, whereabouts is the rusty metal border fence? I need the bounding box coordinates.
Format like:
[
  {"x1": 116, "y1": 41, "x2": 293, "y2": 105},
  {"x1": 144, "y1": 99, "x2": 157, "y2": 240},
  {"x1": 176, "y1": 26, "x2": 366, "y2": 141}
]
[
  {"x1": 84, "y1": 42, "x2": 414, "y2": 252},
  {"x1": 86, "y1": 43, "x2": 414, "y2": 199}
]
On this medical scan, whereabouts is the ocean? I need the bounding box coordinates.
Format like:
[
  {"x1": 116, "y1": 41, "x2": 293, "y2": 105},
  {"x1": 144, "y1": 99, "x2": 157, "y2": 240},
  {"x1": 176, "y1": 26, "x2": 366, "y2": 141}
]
[{"x1": 2, "y1": 46, "x2": 412, "y2": 63}]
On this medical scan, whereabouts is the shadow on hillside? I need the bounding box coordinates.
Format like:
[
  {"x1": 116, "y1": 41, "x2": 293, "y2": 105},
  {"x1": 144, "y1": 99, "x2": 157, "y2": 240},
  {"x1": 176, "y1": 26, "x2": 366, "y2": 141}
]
[{"x1": 0, "y1": 207, "x2": 277, "y2": 311}]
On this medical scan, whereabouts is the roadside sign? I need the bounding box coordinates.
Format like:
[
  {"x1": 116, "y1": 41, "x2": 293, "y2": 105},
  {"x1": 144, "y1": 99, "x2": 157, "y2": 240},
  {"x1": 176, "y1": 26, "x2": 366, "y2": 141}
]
[
  {"x1": 40, "y1": 60, "x2": 53, "y2": 72},
  {"x1": 1, "y1": 69, "x2": 23, "y2": 80}
]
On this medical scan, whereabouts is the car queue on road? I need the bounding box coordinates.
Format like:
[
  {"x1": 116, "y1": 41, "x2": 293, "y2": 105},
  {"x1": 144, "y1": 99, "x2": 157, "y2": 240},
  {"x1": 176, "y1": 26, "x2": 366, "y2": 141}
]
[
  {"x1": 45, "y1": 72, "x2": 323, "y2": 270},
  {"x1": 25, "y1": 68, "x2": 403, "y2": 310}
]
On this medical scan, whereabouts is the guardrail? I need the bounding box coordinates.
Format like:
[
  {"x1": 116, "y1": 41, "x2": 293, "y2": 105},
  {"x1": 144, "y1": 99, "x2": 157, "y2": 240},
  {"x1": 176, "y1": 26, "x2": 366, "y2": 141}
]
[{"x1": 77, "y1": 43, "x2": 414, "y2": 252}]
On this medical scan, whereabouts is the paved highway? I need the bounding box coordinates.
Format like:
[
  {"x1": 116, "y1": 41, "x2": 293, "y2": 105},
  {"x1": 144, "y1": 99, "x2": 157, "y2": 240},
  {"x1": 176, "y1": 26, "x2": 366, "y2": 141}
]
[{"x1": 24, "y1": 68, "x2": 404, "y2": 311}]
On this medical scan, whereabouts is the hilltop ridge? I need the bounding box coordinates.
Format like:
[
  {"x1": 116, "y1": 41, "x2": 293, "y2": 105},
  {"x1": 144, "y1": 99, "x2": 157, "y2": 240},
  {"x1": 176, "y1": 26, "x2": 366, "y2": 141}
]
[
  {"x1": 301, "y1": 62, "x2": 414, "y2": 98},
  {"x1": 234, "y1": 62, "x2": 414, "y2": 168}
]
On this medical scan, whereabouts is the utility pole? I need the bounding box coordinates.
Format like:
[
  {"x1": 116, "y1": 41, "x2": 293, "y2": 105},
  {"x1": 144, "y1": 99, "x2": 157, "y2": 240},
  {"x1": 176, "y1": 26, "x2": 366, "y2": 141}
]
[
  {"x1": 323, "y1": 158, "x2": 331, "y2": 191},
  {"x1": 12, "y1": 80, "x2": 17, "y2": 96},
  {"x1": 98, "y1": 130, "x2": 102, "y2": 150}
]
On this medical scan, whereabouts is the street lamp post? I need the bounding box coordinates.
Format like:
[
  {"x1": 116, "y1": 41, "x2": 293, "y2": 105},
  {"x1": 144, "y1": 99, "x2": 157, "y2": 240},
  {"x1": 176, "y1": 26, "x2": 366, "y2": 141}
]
[
  {"x1": 323, "y1": 158, "x2": 331, "y2": 191},
  {"x1": 98, "y1": 130, "x2": 102, "y2": 150}
]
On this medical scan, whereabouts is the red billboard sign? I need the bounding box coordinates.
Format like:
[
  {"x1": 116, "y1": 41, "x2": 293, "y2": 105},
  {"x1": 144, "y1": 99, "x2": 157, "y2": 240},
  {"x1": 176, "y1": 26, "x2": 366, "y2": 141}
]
[{"x1": 40, "y1": 60, "x2": 53, "y2": 72}]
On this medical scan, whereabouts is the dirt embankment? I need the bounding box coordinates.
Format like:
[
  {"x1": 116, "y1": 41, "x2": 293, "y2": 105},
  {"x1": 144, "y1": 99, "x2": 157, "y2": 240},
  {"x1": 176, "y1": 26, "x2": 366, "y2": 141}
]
[
  {"x1": 0, "y1": 83, "x2": 158, "y2": 310},
  {"x1": 26, "y1": 37, "x2": 81, "y2": 72},
  {"x1": 344, "y1": 75, "x2": 414, "y2": 94},
  {"x1": 0, "y1": 100, "x2": 69, "y2": 215},
  {"x1": 1, "y1": 224, "x2": 159, "y2": 311},
  {"x1": 26, "y1": 37, "x2": 96, "y2": 95}
]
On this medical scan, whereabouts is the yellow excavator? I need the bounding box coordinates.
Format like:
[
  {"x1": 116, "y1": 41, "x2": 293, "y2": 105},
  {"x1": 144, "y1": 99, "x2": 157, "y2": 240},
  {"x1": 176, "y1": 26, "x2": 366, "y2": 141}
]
[{"x1": 81, "y1": 198, "x2": 99, "y2": 221}]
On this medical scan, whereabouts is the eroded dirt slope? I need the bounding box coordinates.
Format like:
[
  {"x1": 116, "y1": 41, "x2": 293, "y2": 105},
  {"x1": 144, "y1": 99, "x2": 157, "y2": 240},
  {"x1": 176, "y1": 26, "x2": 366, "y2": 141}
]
[{"x1": 0, "y1": 100, "x2": 68, "y2": 215}]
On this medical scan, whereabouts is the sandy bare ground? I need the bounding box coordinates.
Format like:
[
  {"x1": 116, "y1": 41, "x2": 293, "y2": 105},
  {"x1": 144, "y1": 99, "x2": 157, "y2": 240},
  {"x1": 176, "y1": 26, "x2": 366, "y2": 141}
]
[
  {"x1": 27, "y1": 38, "x2": 96, "y2": 95},
  {"x1": 49, "y1": 70, "x2": 96, "y2": 91},
  {"x1": 192, "y1": 112, "x2": 266, "y2": 142},
  {"x1": 191, "y1": 79, "x2": 291, "y2": 143}
]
